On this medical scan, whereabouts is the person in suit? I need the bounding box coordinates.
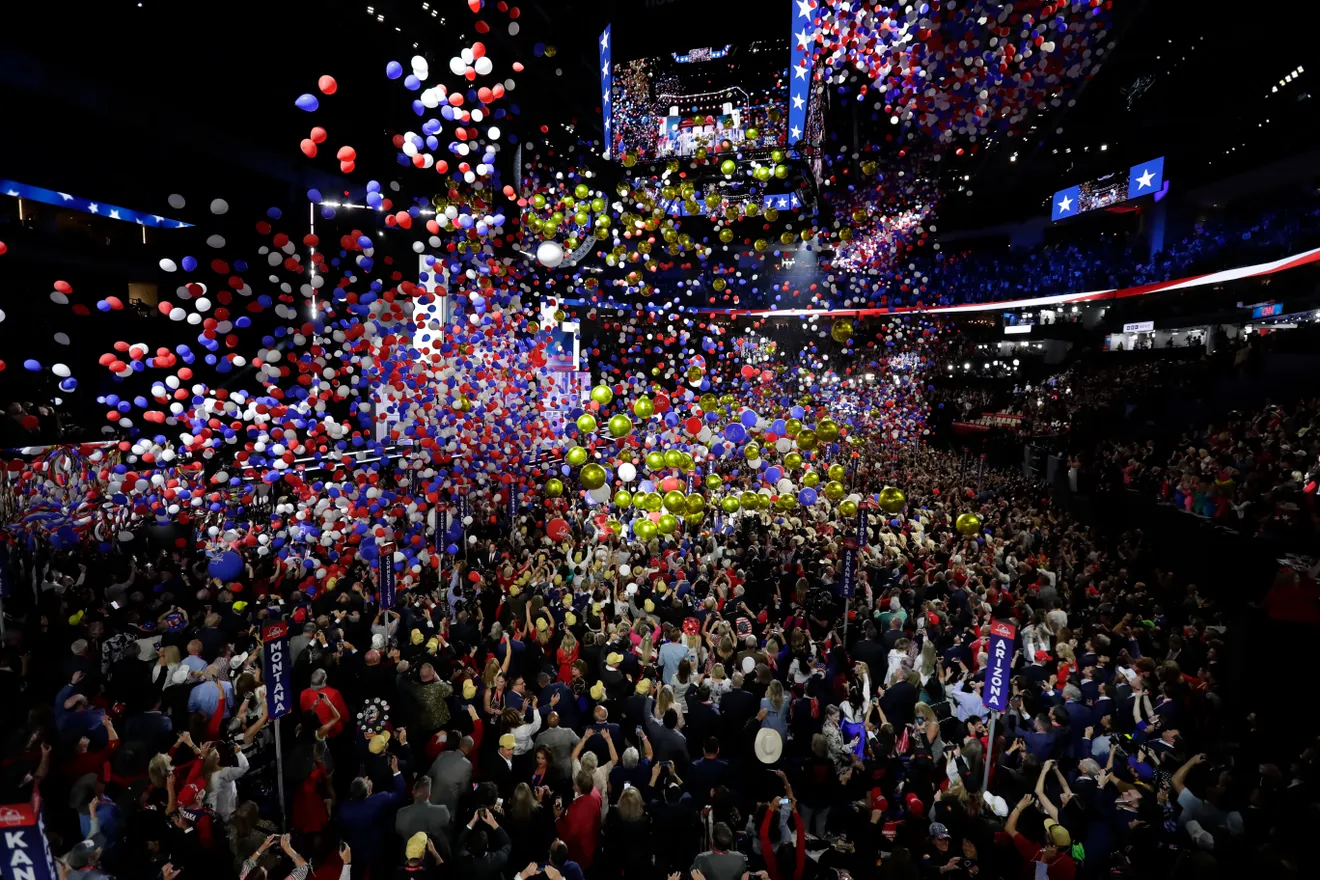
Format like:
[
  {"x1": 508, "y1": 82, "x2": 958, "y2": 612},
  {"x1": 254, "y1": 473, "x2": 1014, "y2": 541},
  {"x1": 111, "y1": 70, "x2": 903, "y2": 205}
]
[
  {"x1": 642, "y1": 698, "x2": 689, "y2": 774},
  {"x1": 851, "y1": 624, "x2": 888, "y2": 674},
  {"x1": 685, "y1": 738, "x2": 729, "y2": 807},
  {"x1": 683, "y1": 683, "x2": 720, "y2": 756},
  {"x1": 879, "y1": 670, "x2": 919, "y2": 728},
  {"x1": 717, "y1": 673, "x2": 758, "y2": 747},
  {"x1": 487, "y1": 733, "x2": 519, "y2": 800},
  {"x1": 427, "y1": 733, "x2": 475, "y2": 817},
  {"x1": 396, "y1": 776, "x2": 453, "y2": 860}
]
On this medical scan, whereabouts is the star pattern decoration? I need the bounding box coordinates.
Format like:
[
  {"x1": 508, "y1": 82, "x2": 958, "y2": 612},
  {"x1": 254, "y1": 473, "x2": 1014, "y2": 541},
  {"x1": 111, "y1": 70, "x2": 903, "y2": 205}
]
[
  {"x1": 1056, "y1": 194, "x2": 1073, "y2": 213},
  {"x1": 1135, "y1": 168, "x2": 1155, "y2": 190}
]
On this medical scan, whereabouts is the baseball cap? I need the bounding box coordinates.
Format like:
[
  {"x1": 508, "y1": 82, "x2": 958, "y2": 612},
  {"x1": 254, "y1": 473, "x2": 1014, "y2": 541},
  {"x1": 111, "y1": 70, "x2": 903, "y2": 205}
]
[
  {"x1": 1034, "y1": 650, "x2": 1051, "y2": 662},
  {"x1": 590, "y1": 681, "x2": 605, "y2": 700},
  {"x1": 499, "y1": 734, "x2": 516, "y2": 750},
  {"x1": 462, "y1": 680, "x2": 478, "y2": 700},
  {"x1": 929, "y1": 822, "x2": 950, "y2": 840},
  {"x1": 1043, "y1": 819, "x2": 1071, "y2": 848},
  {"x1": 635, "y1": 678, "x2": 652, "y2": 695},
  {"x1": 65, "y1": 841, "x2": 99, "y2": 869},
  {"x1": 405, "y1": 832, "x2": 428, "y2": 860}
]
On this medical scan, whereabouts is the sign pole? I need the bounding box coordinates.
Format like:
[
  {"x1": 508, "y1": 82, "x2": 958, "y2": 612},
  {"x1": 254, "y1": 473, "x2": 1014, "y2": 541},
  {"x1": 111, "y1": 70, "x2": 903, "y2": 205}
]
[
  {"x1": 981, "y1": 618, "x2": 1017, "y2": 794},
  {"x1": 982, "y1": 710, "x2": 996, "y2": 793},
  {"x1": 273, "y1": 717, "x2": 287, "y2": 831}
]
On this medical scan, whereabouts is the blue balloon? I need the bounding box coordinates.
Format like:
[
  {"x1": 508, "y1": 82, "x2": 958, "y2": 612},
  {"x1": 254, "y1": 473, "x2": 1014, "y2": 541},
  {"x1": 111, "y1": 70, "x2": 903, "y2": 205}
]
[
  {"x1": 295, "y1": 93, "x2": 320, "y2": 112},
  {"x1": 22, "y1": 359, "x2": 41, "y2": 371},
  {"x1": 797, "y1": 487, "x2": 818, "y2": 506},
  {"x1": 207, "y1": 550, "x2": 244, "y2": 582},
  {"x1": 740, "y1": 409, "x2": 758, "y2": 428},
  {"x1": 723, "y1": 423, "x2": 747, "y2": 444},
  {"x1": 386, "y1": 60, "x2": 404, "y2": 79}
]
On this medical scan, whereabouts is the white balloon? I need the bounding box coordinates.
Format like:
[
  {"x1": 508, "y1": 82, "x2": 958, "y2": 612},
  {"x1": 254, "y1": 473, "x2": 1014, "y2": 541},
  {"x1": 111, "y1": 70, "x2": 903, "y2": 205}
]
[
  {"x1": 617, "y1": 462, "x2": 637, "y2": 482},
  {"x1": 54, "y1": 332, "x2": 70, "y2": 345},
  {"x1": 159, "y1": 258, "x2": 178, "y2": 272},
  {"x1": 52, "y1": 363, "x2": 70, "y2": 377},
  {"x1": 474, "y1": 56, "x2": 493, "y2": 76},
  {"x1": 449, "y1": 56, "x2": 467, "y2": 76},
  {"x1": 777, "y1": 479, "x2": 794, "y2": 494},
  {"x1": 206, "y1": 234, "x2": 226, "y2": 248},
  {"x1": 589, "y1": 485, "x2": 612, "y2": 503},
  {"x1": 167, "y1": 194, "x2": 186, "y2": 209},
  {"x1": 536, "y1": 240, "x2": 564, "y2": 268},
  {"x1": 619, "y1": 564, "x2": 631, "y2": 577},
  {"x1": 210, "y1": 198, "x2": 229, "y2": 214}
]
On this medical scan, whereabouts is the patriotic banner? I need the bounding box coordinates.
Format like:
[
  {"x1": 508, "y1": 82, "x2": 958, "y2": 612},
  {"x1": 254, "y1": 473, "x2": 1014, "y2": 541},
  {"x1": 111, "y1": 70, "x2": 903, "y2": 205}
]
[
  {"x1": 261, "y1": 621, "x2": 294, "y2": 720},
  {"x1": 983, "y1": 620, "x2": 1018, "y2": 712},
  {"x1": 789, "y1": 0, "x2": 813, "y2": 148},
  {"x1": 857, "y1": 507, "x2": 868, "y2": 548},
  {"x1": 599, "y1": 26, "x2": 612, "y2": 159},
  {"x1": 0, "y1": 801, "x2": 58, "y2": 880},
  {"x1": 378, "y1": 543, "x2": 396, "y2": 611},
  {"x1": 839, "y1": 537, "x2": 858, "y2": 598},
  {"x1": 507, "y1": 485, "x2": 518, "y2": 521},
  {"x1": 685, "y1": 471, "x2": 695, "y2": 495}
]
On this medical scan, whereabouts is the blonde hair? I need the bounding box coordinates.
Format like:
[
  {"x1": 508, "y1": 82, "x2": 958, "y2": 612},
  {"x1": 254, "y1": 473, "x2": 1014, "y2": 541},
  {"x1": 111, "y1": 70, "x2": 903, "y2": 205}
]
[
  {"x1": 560, "y1": 628, "x2": 578, "y2": 654},
  {"x1": 1056, "y1": 642, "x2": 1075, "y2": 663},
  {"x1": 160, "y1": 645, "x2": 181, "y2": 666},
  {"x1": 914, "y1": 701, "x2": 937, "y2": 725},
  {"x1": 149, "y1": 753, "x2": 174, "y2": 788},
  {"x1": 638, "y1": 634, "x2": 654, "y2": 665},
  {"x1": 919, "y1": 640, "x2": 938, "y2": 680},
  {"x1": 483, "y1": 658, "x2": 502, "y2": 688},
  {"x1": 656, "y1": 685, "x2": 676, "y2": 719},
  {"x1": 617, "y1": 786, "x2": 645, "y2": 822},
  {"x1": 767, "y1": 679, "x2": 786, "y2": 712},
  {"x1": 710, "y1": 663, "x2": 727, "y2": 681}
]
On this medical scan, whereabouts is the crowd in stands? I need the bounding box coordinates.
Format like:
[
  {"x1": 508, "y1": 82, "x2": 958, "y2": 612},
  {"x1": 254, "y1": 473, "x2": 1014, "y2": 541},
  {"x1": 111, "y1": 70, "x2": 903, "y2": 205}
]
[
  {"x1": 884, "y1": 190, "x2": 1320, "y2": 310},
  {"x1": 3, "y1": 439, "x2": 1309, "y2": 880}
]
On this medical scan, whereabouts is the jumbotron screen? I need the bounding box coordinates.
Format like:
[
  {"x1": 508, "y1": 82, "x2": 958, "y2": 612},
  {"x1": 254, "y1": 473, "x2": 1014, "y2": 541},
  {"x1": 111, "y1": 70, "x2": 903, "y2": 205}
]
[{"x1": 609, "y1": 40, "x2": 790, "y2": 162}]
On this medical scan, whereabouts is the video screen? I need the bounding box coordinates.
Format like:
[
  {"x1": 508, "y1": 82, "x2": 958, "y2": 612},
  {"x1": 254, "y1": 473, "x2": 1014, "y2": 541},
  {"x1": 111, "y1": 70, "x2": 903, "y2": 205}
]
[
  {"x1": 1076, "y1": 172, "x2": 1127, "y2": 212},
  {"x1": 610, "y1": 40, "x2": 790, "y2": 162}
]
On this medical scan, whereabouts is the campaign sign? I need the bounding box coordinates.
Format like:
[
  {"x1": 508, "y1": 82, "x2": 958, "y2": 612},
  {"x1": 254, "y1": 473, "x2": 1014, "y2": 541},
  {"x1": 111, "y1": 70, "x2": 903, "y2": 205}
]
[
  {"x1": 1, "y1": 801, "x2": 58, "y2": 880},
  {"x1": 983, "y1": 620, "x2": 1018, "y2": 712},
  {"x1": 262, "y1": 621, "x2": 293, "y2": 720}
]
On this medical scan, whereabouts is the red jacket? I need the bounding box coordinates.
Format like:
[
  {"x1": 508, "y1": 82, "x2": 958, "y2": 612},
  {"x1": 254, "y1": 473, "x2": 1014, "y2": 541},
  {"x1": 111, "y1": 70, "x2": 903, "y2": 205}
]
[
  {"x1": 300, "y1": 686, "x2": 350, "y2": 738},
  {"x1": 555, "y1": 788, "x2": 602, "y2": 869}
]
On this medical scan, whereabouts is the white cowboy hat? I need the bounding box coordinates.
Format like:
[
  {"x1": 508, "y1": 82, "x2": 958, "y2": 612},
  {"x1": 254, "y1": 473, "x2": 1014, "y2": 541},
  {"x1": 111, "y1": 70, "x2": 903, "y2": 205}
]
[{"x1": 754, "y1": 728, "x2": 783, "y2": 764}]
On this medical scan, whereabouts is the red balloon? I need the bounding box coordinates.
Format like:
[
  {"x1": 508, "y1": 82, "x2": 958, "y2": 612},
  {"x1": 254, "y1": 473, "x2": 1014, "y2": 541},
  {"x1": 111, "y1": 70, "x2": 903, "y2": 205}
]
[
  {"x1": 0, "y1": 240, "x2": 7, "y2": 256},
  {"x1": 336, "y1": 145, "x2": 356, "y2": 161},
  {"x1": 300, "y1": 139, "x2": 318, "y2": 158},
  {"x1": 310, "y1": 126, "x2": 327, "y2": 144},
  {"x1": 684, "y1": 417, "x2": 702, "y2": 435},
  {"x1": 546, "y1": 517, "x2": 571, "y2": 542},
  {"x1": 318, "y1": 75, "x2": 338, "y2": 95}
]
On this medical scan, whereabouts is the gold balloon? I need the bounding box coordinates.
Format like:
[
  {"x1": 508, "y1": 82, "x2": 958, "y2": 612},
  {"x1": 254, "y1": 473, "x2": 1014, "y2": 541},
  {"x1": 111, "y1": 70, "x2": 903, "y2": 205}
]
[
  {"x1": 545, "y1": 478, "x2": 564, "y2": 498},
  {"x1": 839, "y1": 499, "x2": 858, "y2": 517},
  {"x1": 743, "y1": 442, "x2": 761, "y2": 461},
  {"x1": 783, "y1": 452, "x2": 803, "y2": 470},
  {"x1": 827, "y1": 463, "x2": 846, "y2": 482},
  {"x1": 565, "y1": 446, "x2": 588, "y2": 467},
  {"x1": 580, "y1": 464, "x2": 607, "y2": 490},
  {"x1": 785, "y1": 418, "x2": 802, "y2": 438},
  {"x1": 634, "y1": 519, "x2": 657, "y2": 541},
  {"x1": 663, "y1": 449, "x2": 683, "y2": 469},
  {"x1": 740, "y1": 491, "x2": 760, "y2": 511},
  {"x1": 590, "y1": 385, "x2": 613, "y2": 405},
  {"x1": 685, "y1": 510, "x2": 705, "y2": 527},
  {"x1": 831, "y1": 319, "x2": 854, "y2": 343},
  {"x1": 632, "y1": 492, "x2": 648, "y2": 509},
  {"x1": 608, "y1": 414, "x2": 633, "y2": 438},
  {"x1": 753, "y1": 238, "x2": 769, "y2": 252},
  {"x1": 796, "y1": 429, "x2": 818, "y2": 451},
  {"x1": 663, "y1": 490, "x2": 687, "y2": 513},
  {"x1": 576, "y1": 413, "x2": 598, "y2": 434},
  {"x1": 824, "y1": 480, "x2": 846, "y2": 502},
  {"x1": 801, "y1": 471, "x2": 820, "y2": 488},
  {"x1": 721, "y1": 496, "x2": 741, "y2": 514},
  {"x1": 633, "y1": 397, "x2": 654, "y2": 419},
  {"x1": 686, "y1": 366, "x2": 704, "y2": 384},
  {"x1": 764, "y1": 208, "x2": 779, "y2": 222},
  {"x1": 614, "y1": 489, "x2": 633, "y2": 508},
  {"x1": 645, "y1": 451, "x2": 666, "y2": 471},
  {"x1": 878, "y1": 486, "x2": 906, "y2": 514},
  {"x1": 955, "y1": 512, "x2": 983, "y2": 536},
  {"x1": 553, "y1": 309, "x2": 566, "y2": 322},
  {"x1": 817, "y1": 418, "x2": 840, "y2": 443},
  {"x1": 719, "y1": 228, "x2": 735, "y2": 244},
  {"x1": 705, "y1": 473, "x2": 724, "y2": 491},
  {"x1": 685, "y1": 495, "x2": 706, "y2": 516},
  {"x1": 699, "y1": 393, "x2": 719, "y2": 412},
  {"x1": 642, "y1": 492, "x2": 664, "y2": 513},
  {"x1": 606, "y1": 519, "x2": 623, "y2": 536},
  {"x1": 712, "y1": 278, "x2": 727, "y2": 291},
  {"x1": 679, "y1": 452, "x2": 695, "y2": 472},
  {"x1": 657, "y1": 514, "x2": 678, "y2": 535}
]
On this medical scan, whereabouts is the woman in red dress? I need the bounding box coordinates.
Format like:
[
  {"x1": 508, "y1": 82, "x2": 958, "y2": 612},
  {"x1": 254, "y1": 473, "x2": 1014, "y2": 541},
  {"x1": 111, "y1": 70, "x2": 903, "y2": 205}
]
[{"x1": 557, "y1": 629, "x2": 579, "y2": 684}]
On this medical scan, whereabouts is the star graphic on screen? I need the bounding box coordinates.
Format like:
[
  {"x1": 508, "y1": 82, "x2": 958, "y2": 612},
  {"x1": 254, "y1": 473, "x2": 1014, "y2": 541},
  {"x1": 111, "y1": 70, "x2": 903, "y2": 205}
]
[
  {"x1": 109, "y1": 209, "x2": 121, "y2": 219},
  {"x1": 1135, "y1": 168, "x2": 1155, "y2": 189},
  {"x1": 88, "y1": 202, "x2": 99, "y2": 214},
  {"x1": 790, "y1": 126, "x2": 802, "y2": 140},
  {"x1": 600, "y1": 31, "x2": 609, "y2": 50},
  {"x1": 1056, "y1": 194, "x2": 1073, "y2": 213},
  {"x1": 792, "y1": 94, "x2": 805, "y2": 109},
  {"x1": 4, "y1": 190, "x2": 17, "y2": 197},
  {"x1": 796, "y1": 0, "x2": 813, "y2": 18},
  {"x1": 794, "y1": 64, "x2": 808, "y2": 80},
  {"x1": 795, "y1": 28, "x2": 811, "y2": 49},
  {"x1": 58, "y1": 191, "x2": 73, "y2": 201},
  {"x1": 602, "y1": 62, "x2": 609, "y2": 79}
]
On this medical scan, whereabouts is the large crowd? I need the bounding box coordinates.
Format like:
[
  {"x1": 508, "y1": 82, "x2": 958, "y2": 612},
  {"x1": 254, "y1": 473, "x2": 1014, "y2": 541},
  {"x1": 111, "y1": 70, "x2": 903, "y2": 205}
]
[{"x1": 2, "y1": 437, "x2": 1307, "y2": 880}]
